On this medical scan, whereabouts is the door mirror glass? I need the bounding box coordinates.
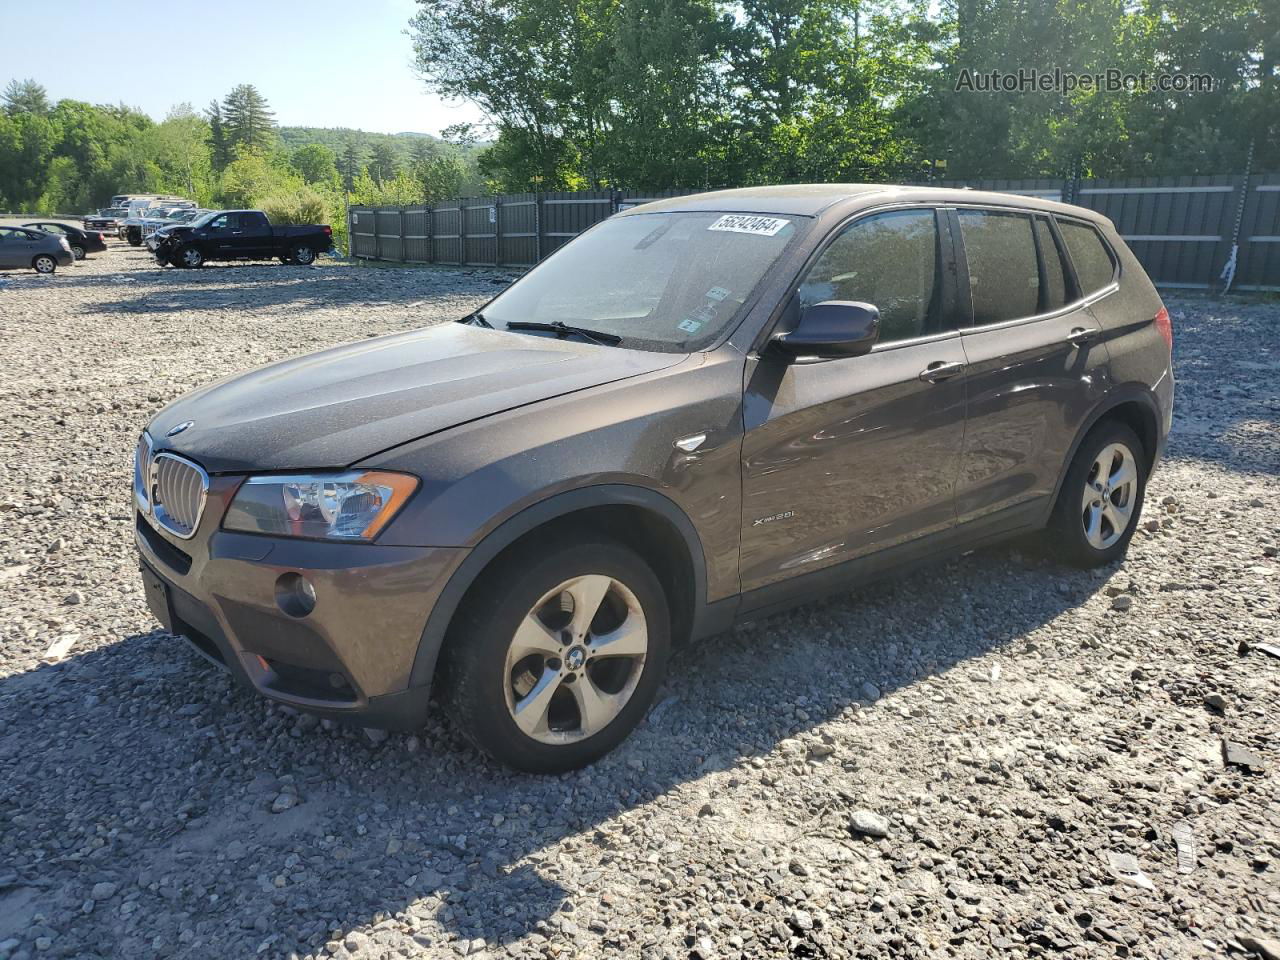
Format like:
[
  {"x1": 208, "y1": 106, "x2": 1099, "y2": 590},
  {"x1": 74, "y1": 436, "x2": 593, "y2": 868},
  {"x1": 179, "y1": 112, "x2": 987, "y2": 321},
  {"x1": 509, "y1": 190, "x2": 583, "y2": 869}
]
[{"x1": 772, "y1": 300, "x2": 880, "y2": 358}]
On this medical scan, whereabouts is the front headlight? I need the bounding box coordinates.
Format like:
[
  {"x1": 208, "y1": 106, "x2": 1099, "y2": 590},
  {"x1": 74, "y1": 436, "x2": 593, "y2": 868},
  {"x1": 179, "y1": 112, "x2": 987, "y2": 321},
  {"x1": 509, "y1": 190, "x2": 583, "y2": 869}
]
[{"x1": 223, "y1": 471, "x2": 418, "y2": 541}]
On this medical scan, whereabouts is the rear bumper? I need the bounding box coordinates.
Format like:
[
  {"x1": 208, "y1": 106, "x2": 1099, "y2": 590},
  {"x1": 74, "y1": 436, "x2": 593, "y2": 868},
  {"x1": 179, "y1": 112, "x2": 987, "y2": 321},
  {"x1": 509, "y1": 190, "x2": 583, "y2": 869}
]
[{"x1": 135, "y1": 488, "x2": 468, "y2": 729}]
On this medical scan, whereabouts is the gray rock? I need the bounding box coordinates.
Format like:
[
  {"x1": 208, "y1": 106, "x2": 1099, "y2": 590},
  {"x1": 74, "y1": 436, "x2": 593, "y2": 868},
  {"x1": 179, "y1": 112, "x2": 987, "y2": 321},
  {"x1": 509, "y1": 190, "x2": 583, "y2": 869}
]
[
  {"x1": 90, "y1": 882, "x2": 117, "y2": 901},
  {"x1": 849, "y1": 810, "x2": 890, "y2": 838}
]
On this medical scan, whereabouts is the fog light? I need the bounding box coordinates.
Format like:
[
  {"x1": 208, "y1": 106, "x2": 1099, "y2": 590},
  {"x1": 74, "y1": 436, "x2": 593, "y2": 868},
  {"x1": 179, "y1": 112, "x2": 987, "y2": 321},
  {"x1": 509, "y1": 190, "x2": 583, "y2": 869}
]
[{"x1": 275, "y1": 572, "x2": 317, "y2": 618}]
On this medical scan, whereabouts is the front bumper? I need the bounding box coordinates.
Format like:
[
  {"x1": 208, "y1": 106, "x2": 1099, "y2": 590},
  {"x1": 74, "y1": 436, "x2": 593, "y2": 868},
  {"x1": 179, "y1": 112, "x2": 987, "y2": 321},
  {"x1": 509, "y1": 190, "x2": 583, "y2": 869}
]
[{"x1": 134, "y1": 474, "x2": 467, "y2": 729}]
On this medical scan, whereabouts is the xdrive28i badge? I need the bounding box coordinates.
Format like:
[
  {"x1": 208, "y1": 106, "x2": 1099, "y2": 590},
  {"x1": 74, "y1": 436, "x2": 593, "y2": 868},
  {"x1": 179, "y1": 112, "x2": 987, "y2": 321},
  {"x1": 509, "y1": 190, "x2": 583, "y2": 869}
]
[{"x1": 166, "y1": 421, "x2": 194, "y2": 437}]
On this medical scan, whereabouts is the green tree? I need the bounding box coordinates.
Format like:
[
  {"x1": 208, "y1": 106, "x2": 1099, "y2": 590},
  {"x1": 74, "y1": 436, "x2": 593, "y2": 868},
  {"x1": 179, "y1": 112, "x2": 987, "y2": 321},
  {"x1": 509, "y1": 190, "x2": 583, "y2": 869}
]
[
  {"x1": 2, "y1": 78, "x2": 50, "y2": 116},
  {"x1": 369, "y1": 140, "x2": 399, "y2": 183},
  {"x1": 291, "y1": 142, "x2": 341, "y2": 187},
  {"x1": 205, "y1": 99, "x2": 230, "y2": 171},
  {"x1": 340, "y1": 136, "x2": 365, "y2": 191},
  {"x1": 221, "y1": 84, "x2": 276, "y2": 154},
  {"x1": 217, "y1": 146, "x2": 293, "y2": 207}
]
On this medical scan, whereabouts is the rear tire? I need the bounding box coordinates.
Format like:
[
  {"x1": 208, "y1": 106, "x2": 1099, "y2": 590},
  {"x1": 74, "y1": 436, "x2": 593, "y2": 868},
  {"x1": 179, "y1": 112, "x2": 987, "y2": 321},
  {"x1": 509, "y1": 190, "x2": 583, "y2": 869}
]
[
  {"x1": 32, "y1": 255, "x2": 56, "y2": 274},
  {"x1": 1045, "y1": 421, "x2": 1146, "y2": 568},
  {"x1": 291, "y1": 244, "x2": 316, "y2": 265},
  {"x1": 442, "y1": 539, "x2": 670, "y2": 773},
  {"x1": 70, "y1": 244, "x2": 86, "y2": 260},
  {"x1": 127, "y1": 227, "x2": 142, "y2": 246}
]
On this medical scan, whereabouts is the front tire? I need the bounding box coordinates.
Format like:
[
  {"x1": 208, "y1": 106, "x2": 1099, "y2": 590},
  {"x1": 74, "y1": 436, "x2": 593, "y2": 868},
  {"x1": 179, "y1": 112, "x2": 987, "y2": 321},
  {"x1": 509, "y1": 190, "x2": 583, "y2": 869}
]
[
  {"x1": 1045, "y1": 421, "x2": 1146, "y2": 568},
  {"x1": 442, "y1": 539, "x2": 671, "y2": 773},
  {"x1": 32, "y1": 255, "x2": 56, "y2": 274},
  {"x1": 127, "y1": 227, "x2": 142, "y2": 246},
  {"x1": 177, "y1": 245, "x2": 204, "y2": 269}
]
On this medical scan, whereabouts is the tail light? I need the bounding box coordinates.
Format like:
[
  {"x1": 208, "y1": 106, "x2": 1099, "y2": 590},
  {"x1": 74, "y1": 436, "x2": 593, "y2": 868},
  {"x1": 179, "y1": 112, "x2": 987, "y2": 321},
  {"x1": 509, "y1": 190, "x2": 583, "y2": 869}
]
[
  {"x1": 323, "y1": 225, "x2": 332, "y2": 236},
  {"x1": 1153, "y1": 306, "x2": 1172, "y2": 351}
]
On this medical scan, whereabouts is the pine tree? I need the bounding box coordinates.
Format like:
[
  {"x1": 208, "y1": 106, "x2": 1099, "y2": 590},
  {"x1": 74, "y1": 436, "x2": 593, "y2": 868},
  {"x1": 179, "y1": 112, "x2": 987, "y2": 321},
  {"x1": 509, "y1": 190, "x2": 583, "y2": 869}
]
[
  {"x1": 369, "y1": 140, "x2": 399, "y2": 183},
  {"x1": 205, "y1": 99, "x2": 230, "y2": 171},
  {"x1": 2, "y1": 78, "x2": 50, "y2": 116},
  {"x1": 340, "y1": 137, "x2": 365, "y2": 192},
  {"x1": 221, "y1": 84, "x2": 276, "y2": 154}
]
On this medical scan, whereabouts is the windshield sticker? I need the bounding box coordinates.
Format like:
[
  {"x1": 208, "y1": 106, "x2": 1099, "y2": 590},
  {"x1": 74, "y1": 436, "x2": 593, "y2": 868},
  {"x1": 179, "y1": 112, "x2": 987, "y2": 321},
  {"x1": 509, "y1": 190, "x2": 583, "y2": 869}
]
[
  {"x1": 677, "y1": 317, "x2": 706, "y2": 334},
  {"x1": 705, "y1": 286, "x2": 730, "y2": 301},
  {"x1": 708, "y1": 215, "x2": 790, "y2": 237}
]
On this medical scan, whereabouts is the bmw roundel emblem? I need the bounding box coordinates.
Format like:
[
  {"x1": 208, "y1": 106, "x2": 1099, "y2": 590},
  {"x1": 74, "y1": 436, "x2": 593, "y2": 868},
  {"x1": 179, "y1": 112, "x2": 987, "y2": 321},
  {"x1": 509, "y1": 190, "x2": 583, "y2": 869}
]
[{"x1": 166, "y1": 420, "x2": 194, "y2": 438}]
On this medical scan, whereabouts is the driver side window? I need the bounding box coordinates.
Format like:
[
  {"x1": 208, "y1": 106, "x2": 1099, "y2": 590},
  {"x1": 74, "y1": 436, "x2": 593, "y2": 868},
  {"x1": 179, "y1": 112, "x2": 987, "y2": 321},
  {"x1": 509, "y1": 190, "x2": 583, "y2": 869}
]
[{"x1": 799, "y1": 210, "x2": 943, "y2": 345}]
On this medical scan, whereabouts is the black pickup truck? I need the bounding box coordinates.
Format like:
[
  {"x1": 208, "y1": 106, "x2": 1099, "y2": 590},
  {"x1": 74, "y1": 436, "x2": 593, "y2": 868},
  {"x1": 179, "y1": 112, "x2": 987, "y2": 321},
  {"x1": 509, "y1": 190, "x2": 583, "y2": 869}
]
[{"x1": 152, "y1": 210, "x2": 333, "y2": 268}]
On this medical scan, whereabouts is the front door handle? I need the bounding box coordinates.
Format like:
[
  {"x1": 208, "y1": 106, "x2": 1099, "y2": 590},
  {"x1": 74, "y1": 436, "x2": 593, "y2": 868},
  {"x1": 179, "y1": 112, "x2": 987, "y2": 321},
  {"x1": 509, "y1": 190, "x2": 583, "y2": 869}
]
[
  {"x1": 919, "y1": 360, "x2": 965, "y2": 383},
  {"x1": 1066, "y1": 326, "x2": 1099, "y2": 346}
]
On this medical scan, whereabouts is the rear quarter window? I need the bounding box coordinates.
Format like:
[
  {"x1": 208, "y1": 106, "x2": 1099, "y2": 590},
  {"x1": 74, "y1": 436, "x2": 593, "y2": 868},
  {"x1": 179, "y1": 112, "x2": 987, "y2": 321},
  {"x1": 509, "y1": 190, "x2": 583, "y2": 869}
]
[{"x1": 1057, "y1": 219, "x2": 1117, "y2": 294}]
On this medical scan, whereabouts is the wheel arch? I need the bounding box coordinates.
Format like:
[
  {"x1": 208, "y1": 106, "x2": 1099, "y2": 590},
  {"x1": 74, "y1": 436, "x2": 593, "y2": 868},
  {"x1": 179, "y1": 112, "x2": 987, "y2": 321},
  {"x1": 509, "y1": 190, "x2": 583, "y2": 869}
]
[
  {"x1": 1049, "y1": 386, "x2": 1162, "y2": 512},
  {"x1": 408, "y1": 484, "x2": 710, "y2": 689}
]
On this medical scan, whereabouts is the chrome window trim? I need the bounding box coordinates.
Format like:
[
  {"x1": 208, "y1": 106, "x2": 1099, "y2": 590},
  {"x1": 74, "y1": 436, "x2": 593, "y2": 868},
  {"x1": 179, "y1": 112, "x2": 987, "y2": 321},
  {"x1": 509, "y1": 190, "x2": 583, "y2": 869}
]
[
  {"x1": 149, "y1": 452, "x2": 209, "y2": 541},
  {"x1": 961, "y1": 282, "x2": 1119, "y2": 336}
]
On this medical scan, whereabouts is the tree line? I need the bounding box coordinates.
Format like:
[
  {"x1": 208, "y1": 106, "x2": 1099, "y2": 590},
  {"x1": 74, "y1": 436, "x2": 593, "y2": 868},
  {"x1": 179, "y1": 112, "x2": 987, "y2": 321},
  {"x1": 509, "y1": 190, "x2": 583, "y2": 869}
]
[
  {"x1": 410, "y1": 0, "x2": 1278, "y2": 191},
  {"x1": 0, "y1": 79, "x2": 483, "y2": 249}
]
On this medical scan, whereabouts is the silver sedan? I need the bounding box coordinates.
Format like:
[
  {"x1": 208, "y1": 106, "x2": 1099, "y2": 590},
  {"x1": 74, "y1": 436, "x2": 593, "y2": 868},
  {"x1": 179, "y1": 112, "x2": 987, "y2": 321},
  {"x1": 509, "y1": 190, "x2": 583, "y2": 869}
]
[{"x1": 0, "y1": 226, "x2": 75, "y2": 274}]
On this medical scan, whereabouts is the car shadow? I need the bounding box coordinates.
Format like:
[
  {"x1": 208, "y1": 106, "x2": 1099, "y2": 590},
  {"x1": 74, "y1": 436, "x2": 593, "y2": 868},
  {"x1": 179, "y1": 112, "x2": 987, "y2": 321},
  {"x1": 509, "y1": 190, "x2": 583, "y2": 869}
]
[{"x1": 0, "y1": 539, "x2": 1107, "y2": 956}]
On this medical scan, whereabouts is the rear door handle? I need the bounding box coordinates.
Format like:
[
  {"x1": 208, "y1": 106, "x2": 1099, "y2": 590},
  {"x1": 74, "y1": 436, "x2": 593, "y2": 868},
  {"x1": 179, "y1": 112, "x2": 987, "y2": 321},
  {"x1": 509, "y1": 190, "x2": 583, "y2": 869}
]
[
  {"x1": 1067, "y1": 326, "x2": 1099, "y2": 346},
  {"x1": 919, "y1": 360, "x2": 965, "y2": 383}
]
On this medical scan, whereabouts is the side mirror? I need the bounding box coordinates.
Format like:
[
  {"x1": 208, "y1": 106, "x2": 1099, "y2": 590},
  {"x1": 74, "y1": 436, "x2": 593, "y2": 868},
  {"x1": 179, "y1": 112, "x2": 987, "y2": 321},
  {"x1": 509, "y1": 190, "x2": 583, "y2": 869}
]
[{"x1": 771, "y1": 300, "x2": 881, "y2": 359}]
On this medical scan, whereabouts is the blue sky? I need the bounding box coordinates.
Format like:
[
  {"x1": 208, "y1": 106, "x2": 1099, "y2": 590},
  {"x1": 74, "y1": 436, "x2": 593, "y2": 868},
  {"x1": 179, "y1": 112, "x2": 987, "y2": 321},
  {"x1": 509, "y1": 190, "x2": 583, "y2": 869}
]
[{"x1": 4, "y1": 0, "x2": 485, "y2": 135}]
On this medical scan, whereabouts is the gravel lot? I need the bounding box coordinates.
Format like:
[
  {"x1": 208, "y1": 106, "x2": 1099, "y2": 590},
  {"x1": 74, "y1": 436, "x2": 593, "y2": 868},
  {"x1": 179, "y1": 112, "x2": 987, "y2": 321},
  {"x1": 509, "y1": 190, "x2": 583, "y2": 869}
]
[{"x1": 1, "y1": 244, "x2": 1277, "y2": 960}]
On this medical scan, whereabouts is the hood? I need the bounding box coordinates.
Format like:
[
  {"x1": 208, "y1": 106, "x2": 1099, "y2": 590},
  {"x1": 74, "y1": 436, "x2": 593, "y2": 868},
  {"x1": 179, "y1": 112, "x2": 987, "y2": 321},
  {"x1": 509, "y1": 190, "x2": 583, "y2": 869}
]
[{"x1": 148, "y1": 323, "x2": 685, "y2": 473}]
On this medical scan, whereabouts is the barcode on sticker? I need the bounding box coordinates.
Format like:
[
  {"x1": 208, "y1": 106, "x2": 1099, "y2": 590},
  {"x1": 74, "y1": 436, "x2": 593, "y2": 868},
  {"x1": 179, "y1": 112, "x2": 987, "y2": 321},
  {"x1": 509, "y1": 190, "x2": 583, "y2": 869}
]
[{"x1": 708, "y1": 215, "x2": 790, "y2": 237}]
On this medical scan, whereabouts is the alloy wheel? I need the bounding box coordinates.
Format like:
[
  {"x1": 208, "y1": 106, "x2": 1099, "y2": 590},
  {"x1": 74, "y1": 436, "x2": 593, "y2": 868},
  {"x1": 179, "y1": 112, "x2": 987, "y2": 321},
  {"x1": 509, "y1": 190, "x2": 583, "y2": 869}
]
[
  {"x1": 182, "y1": 247, "x2": 202, "y2": 268},
  {"x1": 34, "y1": 256, "x2": 55, "y2": 274},
  {"x1": 504, "y1": 574, "x2": 648, "y2": 744},
  {"x1": 1081, "y1": 442, "x2": 1138, "y2": 550}
]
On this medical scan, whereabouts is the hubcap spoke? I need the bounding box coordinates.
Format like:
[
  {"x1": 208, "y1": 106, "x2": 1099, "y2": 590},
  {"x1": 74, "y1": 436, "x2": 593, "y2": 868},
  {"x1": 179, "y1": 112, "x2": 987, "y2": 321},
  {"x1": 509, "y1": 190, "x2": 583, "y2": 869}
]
[
  {"x1": 1109, "y1": 458, "x2": 1137, "y2": 492},
  {"x1": 590, "y1": 617, "x2": 647, "y2": 658},
  {"x1": 565, "y1": 575, "x2": 612, "y2": 639},
  {"x1": 510, "y1": 614, "x2": 562, "y2": 660},
  {"x1": 512, "y1": 666, "x2": 563, "y2": 737},
  {"x1": 1084, "y1": 502, "x2": 1104, "y2": 546},
  {"x1": 570, "y1": 674, "x2": 622, "y2": 735}
]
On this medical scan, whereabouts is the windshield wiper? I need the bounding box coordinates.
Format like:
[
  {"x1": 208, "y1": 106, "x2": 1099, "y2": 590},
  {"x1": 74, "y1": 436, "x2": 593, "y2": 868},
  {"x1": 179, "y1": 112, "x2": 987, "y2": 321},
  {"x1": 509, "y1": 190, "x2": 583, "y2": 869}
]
[
  {"x1": 462, "y1": 310, "x2": 493, "y2": 328},
  {"x1": 505, "y1": 320, "x2": 622, "y2": 346}
]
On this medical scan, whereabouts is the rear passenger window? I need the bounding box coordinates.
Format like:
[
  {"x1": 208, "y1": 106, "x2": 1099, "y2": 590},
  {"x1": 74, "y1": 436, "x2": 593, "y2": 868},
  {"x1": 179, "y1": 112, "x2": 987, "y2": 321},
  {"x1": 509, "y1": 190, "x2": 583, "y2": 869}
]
[
  {"x1": 957, "y1": 210, "x2": 1040, "y2": 324},
  {"x1": 799, "y1": 209, "x2": 942, "y2": 344},
  {"x1": 1057, "y1": 219, "x2": 1116, "y2": 294},
  {"x1": 1034, "y1": 217, "x2": 1069, "y2": 311}
]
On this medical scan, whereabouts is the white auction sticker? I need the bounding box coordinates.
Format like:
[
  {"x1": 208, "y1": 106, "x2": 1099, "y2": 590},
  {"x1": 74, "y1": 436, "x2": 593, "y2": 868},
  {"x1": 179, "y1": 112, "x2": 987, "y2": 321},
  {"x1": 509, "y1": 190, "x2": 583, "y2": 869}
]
[{"x1": 708, "y1": 215, "x2": 790, "y2": 237}]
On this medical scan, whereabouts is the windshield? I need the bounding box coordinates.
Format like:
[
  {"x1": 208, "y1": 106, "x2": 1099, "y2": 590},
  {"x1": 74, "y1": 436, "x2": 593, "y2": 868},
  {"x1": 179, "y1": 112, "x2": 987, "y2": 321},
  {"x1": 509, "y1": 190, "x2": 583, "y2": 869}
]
[{"x1": 481, "y1": 211, "x2": 803, "y2": 352}]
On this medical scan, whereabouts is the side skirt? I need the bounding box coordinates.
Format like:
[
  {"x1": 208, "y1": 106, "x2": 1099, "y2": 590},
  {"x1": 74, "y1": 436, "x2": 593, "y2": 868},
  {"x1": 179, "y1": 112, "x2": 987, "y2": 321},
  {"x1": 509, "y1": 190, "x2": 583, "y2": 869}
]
[{"x1": 723, "y1": 498, "x2": 1047, "y2": 629}]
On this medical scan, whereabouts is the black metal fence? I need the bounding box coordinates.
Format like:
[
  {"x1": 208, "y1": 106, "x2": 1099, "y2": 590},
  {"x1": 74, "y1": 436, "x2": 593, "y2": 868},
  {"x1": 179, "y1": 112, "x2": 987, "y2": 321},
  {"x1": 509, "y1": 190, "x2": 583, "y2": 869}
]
[{"x1": 350, "y1": 173, "x2": 1280, "y2": 291}]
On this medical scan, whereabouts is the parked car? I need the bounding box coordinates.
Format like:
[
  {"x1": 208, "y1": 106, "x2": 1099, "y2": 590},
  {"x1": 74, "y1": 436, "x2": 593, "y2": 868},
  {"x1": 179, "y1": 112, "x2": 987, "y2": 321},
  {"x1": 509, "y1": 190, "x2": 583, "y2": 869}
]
[
  {"x1": 0, "y1": 226, "x2": 75, "y2": 273},
  {"x1": 134, "y1": 185, "x2": 1173, "y2": 772},
  {"x1": 85, "y1": 206, "x2": 128, "y2": 235},
  {"x1": 151, "y1": 209, "x2": 333, "y2": 267},
  {"x1": 23, "y1": 221, "x2": 107, "y2": 260},
  {"x1": 121, "y1": 205, "x2": 189, "y2": 246}
]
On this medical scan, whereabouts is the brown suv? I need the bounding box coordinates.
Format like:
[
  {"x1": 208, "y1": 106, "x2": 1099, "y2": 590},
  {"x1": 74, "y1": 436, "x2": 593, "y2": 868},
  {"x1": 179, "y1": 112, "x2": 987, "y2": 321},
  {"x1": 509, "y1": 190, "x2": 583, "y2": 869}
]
[{"x1": 134, "y1": 185, "x2": 1174, "y2": 772}]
